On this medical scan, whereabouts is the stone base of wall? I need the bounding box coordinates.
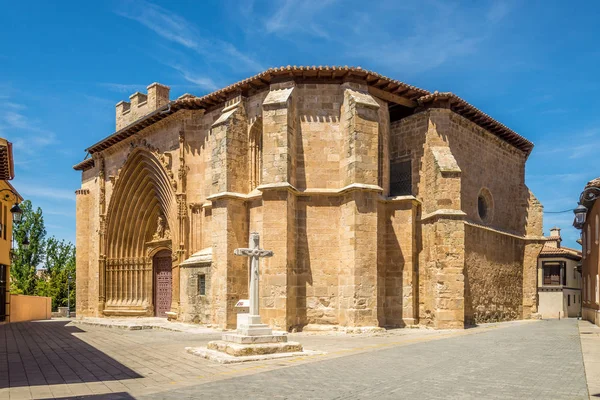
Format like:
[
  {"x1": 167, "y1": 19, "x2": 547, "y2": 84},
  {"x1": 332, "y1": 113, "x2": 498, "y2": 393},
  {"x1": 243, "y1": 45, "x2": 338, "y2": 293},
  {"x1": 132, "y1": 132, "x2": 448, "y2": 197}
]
[
  {"x1": 583, "y1": 306, "x2": 600, "y2": 327},
  {"x1": 180, "y1": 264, "x2": 212, "y2": 324}
]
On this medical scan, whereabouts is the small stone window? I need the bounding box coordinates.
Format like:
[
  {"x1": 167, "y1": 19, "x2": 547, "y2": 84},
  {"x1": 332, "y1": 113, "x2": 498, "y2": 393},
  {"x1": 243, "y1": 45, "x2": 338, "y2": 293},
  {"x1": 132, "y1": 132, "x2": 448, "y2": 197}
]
[
  {"x1": 390, "y1": 158, "x2": 412, "y2": 196},
  {"x1": 477, "y1": 188, "x2": 494, "y2": 224},
  {"x1": 198, "y1": 274, "x2": 206, "y2": 296}
]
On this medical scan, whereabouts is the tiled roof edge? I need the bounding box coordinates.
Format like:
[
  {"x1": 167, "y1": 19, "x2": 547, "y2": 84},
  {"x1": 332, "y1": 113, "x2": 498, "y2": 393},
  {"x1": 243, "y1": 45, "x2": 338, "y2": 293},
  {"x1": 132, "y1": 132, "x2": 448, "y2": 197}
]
[{"x1": 418, "y1": 92, "x2": 534, "y2": 155}]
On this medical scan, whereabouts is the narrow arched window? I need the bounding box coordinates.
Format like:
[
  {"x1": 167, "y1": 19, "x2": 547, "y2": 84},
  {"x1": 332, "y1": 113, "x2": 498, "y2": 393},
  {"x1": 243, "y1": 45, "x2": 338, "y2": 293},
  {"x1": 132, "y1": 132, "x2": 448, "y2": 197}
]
[
  {"x1": 596, "y1": 214, "x2": 599, "y2": 245},
  {"x1": 249, "y1": 118, "x2": 263, "y2": 191},
  {"x1": 583, "y1": 231, "x2": 586, "y2": 259},
  {"x1": 587, "y1": 225, "x2": 592, "y2": 255}
]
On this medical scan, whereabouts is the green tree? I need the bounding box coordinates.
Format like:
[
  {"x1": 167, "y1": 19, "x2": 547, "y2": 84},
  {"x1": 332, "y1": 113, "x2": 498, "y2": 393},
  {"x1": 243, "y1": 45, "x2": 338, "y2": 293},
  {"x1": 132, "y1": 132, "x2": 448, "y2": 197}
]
[
  {"x1": 36, "y1": 237, "x2": 76, "y2": 310},
  {"x1": 11, "y1": 200, "x2": 46, "y2": 295}
]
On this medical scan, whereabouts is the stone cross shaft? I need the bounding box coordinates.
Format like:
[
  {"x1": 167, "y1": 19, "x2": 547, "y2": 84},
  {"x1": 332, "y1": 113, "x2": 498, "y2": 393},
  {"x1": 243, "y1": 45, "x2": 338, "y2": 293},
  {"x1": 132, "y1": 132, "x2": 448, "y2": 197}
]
[{"x1": 234, "y1": 232, "x2": 273, "y2": 316}]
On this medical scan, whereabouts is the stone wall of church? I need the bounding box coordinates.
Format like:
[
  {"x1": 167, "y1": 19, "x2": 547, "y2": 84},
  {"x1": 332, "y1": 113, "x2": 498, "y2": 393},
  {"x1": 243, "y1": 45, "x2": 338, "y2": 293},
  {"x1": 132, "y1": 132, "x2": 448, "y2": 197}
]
[
  {"x1": 295, "y1": 195, "x2": 341, "y2": 326},
  {"x1": 296, "y1": 84, "x2": 343, "y2": 190},
  {"x1": 179, "y1": 264, "x2": 212, "y2": 323},
  {"x1": 391, "y1": 107, "x2": 538, "y2": 328},
  {"x1": 378, "y1": 199, "x2": 418, "y2": 327},
  {"x1": 464, "y1": 224, "x2": 525, "y2": 324},
  {"x1": 75, "y1": 177, "x2": 93, "y2": 316},
  {"x1": 445, "y1": 110, "x2": 528, "y2": 235},
  {"x1": 75, "y1": 166, "x2": 101, "y2": 317}
]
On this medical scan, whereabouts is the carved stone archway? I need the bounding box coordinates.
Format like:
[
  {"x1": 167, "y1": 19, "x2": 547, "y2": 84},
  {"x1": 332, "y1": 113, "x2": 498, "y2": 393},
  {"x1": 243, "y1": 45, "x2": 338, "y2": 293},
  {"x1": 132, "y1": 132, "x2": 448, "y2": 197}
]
[{"x1": 103, "y1": 149, "x2": 177, "y2": 316}]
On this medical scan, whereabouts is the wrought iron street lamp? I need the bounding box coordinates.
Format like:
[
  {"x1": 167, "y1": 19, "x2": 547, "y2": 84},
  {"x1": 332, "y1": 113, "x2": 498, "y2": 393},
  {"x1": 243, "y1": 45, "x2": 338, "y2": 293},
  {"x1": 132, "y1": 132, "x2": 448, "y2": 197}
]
[
  {"x1": 573, "y1": 204, "x2": 588, "y2": 228},
  {"x1": 0, "y1": 188, "x2": 23, "y2": 223},
  {"x1": 21, "y1": 235, "x2": 30, "y2": 251},
  {"x1": 0, "y1": 188, "x2": 29, "y2": 252},
  {"x1": 10, "y1": 203, "x2": 23, "y2": 223}
]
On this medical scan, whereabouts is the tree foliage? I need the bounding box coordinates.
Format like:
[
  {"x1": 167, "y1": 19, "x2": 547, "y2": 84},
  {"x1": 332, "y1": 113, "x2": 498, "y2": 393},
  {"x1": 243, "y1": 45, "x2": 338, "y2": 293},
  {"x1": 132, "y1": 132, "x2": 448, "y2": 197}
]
[
  {"x1": 10, "y1": 200, "x2": 46, "y2": 295},
  {"x1": 35, "y1": 237, "x2": 76, "y2": 310},
  {"x1": 11, "y1": 199, "x2": 76, "y2": 311}
]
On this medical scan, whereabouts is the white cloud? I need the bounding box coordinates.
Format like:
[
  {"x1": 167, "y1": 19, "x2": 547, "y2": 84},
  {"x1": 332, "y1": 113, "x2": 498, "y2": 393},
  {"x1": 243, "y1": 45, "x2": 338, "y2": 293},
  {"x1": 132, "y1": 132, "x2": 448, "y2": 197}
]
[
  {"x1": 116, "y1": 0, "x2": 263, "y2": 73},
  {"x1": 0, "y1": 100, "x2": 57, "y2": 157},
  {"x1": 486, "y1": 1, "x2": 512, "y2": 23},
  {"x1": 264, "y1": 0, "x2": 337, "y2": 38},
  {"x1": 16, "y1": 183, "x2": 76, "y2": 202},
  {"x1": 98, "y1": 83, "x2": 147, "y2": 93},
  {"x1": 168, "y1": 64, "x2": 219, "y2": 91}
]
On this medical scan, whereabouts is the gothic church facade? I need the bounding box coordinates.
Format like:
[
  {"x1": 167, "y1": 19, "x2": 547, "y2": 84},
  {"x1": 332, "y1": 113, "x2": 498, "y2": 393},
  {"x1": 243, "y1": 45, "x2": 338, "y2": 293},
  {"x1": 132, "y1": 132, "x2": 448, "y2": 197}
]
[{"x1": 74, "y1": 66, "x2": 545, "y2": 330}]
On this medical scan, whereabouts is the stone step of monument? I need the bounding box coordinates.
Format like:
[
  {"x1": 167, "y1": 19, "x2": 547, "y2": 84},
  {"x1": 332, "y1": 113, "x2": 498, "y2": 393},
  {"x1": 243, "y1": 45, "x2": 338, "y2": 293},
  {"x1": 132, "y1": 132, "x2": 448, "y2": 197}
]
[
  {"x1": 207, "y1": 340, "x2": 303, "y2": 357},
  {"x1": 222, "y1": 333, "x2": 288, "y2": 344},
  {"x1": 237, "y1": 323, "x2": 273, "y2": 336}
]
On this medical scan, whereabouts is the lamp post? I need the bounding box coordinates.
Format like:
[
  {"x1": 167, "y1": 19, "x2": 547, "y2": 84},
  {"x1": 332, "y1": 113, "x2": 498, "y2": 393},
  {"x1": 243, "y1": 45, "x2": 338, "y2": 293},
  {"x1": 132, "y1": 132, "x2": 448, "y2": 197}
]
[
  {"x1": 573, "y1": 204, "x2": 588, "y2": 229},
  {"x1": 0, "y1": 188, "x2": 29, "y2": 253},
  {"x1": 574, "y1": 182, "x2": 600, "y2": 323},
  {"x1": 67, "y1": 274, "x2": 72, "y2": 318}
]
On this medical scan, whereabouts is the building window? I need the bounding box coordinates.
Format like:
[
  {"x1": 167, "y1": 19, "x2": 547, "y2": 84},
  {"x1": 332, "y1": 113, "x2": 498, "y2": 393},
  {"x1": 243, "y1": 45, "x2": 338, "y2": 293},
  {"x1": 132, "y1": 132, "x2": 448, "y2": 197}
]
[
  {"x1": 588, "y1": 225, "x2": 592, "y2": 255},
  {"x1": 390, "y1": 158, "x2": 412, "y2": 196},
  {"x1": 476, "y1": 188, "x2": 494, "y2": 224},
  {"x1": 478, "y1": 195, "x2": 487, "y2": 220},
  {"x1": 583, "y1": 231, "x2": 587, "y2": 259},
  {"x1": 249, "y1": 118, "x2": 263, "y2": 191},
  {"x1": 568, "y1": 294, "x2": 571, "y2": 306},
  {"x1": 542, "y1": 262, "x2": 562, "y2": 286},
  {"x1": 198, "y1": 274, "x2": 206, "y2": 296},
  {"x1": 588, "y1": 276, "x2": 591, "y2": 303}
]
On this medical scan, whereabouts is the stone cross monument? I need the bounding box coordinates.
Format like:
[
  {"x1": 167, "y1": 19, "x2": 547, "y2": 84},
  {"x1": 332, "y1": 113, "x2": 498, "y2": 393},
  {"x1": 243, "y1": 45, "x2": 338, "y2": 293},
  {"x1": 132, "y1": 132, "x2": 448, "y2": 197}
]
[{"x1": 234, "y1": 232, "x2": 273, "y2": 336}]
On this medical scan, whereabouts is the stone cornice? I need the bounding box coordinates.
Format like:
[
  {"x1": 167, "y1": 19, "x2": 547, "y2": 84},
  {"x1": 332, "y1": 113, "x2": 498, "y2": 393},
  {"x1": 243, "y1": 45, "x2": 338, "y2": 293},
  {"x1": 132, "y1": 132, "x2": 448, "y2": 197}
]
[
  {"x1": 464, "y1": 220, "x2": 547, "y2": 242},
  {"x1": 420, "y1": 209, "x2": 467, "y2": 222},
  {"x1": 378, "y1": 195, "x2": 420, "y2": 204},
  {"x1": 205, "y1": 182, "x2": 386, "y2": 204}
]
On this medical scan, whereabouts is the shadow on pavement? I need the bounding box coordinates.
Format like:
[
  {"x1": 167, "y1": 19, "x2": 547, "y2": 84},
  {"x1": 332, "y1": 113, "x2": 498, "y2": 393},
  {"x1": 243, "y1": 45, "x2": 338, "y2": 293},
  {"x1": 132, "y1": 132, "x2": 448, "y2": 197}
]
[
  {"x1": 39, "y1": 393, "x2": 136, "y2": 400},
  {"x1": 0, "y1": 320, "x2": 141, "y2": 389}
]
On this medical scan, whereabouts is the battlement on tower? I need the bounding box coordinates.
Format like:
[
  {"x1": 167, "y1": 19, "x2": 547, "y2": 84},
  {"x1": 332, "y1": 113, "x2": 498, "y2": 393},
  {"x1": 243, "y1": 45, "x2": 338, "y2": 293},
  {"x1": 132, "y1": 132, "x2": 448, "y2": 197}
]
[{"x1": 115, "y1": 82, "x2": 170, "y2": 130}]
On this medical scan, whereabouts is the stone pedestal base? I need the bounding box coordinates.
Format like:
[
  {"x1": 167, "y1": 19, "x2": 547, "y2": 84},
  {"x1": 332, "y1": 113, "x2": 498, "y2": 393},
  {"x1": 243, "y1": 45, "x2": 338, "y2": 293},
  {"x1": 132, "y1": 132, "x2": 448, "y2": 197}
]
[
  {"x1": 237, "y1": 324, "x2": 273, "y2": 336},
  {"x1": 222, "y1": 333, "x2": 288, "y2": 344},
  {"x1": 207, "y1": 340, "x2": 303, "y2": 357}
]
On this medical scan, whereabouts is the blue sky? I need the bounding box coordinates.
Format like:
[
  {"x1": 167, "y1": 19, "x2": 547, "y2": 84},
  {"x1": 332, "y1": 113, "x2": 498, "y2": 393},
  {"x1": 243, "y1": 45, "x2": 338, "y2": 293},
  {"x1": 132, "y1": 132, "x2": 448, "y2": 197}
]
[{"x1": 0, "y1": 0, "x2": 598, "y2": 248}]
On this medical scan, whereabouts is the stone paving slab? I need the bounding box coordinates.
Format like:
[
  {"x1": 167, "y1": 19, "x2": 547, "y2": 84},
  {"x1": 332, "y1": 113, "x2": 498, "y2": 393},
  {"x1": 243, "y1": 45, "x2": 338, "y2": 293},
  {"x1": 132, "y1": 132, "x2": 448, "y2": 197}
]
[
  {"x1": 579, "y1": 320, "x2": 600, "y2": 399},
  {"x1": 0, "y1": 318, "x2": 593, "y2": 399},
  {"x1": 187, "y1": 346, "x2": 323, "y2": 364},
  {"x1": 141, "y1": 319, "x2": 590, "y2": 400},
  {"x1": 70, "y1": 317, "x2": 222, "y2": 334}
]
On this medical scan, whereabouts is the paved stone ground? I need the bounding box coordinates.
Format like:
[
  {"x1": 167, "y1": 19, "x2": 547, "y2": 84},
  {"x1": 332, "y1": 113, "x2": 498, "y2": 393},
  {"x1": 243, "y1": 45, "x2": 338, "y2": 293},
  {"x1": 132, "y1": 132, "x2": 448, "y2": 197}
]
[
  {"x1": 579, "y1": 320, "x2": 600, "y2": 398},
  {"x1": 0, "y1": 318, "x2": 590, "y2": 399}
]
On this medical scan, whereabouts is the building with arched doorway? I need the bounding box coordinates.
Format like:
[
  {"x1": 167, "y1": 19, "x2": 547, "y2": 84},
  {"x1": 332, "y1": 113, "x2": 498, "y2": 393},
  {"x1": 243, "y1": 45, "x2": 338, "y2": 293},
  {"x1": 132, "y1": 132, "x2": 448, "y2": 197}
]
[{"x1": 74, "y1": 67, "x2": 545, "y2": 330}]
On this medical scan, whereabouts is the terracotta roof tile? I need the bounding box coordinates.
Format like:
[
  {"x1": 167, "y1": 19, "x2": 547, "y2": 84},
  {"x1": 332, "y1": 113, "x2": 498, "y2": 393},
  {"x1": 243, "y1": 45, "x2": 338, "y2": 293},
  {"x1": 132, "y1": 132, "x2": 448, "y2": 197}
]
[
  {"x1": 74, "y1": 66, "x2": 535, "y2": 170},
  {"x1": 73, "y1": 157, "x2": 95, "y2": 171},
  {"x1": 539, "y1": 245, "x2": 582, "y2": 260},
  {"x1": 417, "y1": 92, "x2": 533, "y2": 155},
  {"x1": 0, "y1": 139, "x2": 14, "y2": 180}
]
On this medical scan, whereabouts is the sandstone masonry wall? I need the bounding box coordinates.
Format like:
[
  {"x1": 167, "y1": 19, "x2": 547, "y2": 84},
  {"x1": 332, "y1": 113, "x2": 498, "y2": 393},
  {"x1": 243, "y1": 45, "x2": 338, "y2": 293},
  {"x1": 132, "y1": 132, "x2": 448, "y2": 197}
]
[{"x1": 464, "y1": 224, "x2": 525, "y2": 324}]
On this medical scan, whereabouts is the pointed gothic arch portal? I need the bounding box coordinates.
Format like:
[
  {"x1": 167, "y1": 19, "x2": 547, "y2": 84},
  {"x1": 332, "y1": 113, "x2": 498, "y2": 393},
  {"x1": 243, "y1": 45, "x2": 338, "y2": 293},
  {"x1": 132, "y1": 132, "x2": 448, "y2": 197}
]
[{"x1": 104, "y1": 149, "x2": 177, "y2": 316}]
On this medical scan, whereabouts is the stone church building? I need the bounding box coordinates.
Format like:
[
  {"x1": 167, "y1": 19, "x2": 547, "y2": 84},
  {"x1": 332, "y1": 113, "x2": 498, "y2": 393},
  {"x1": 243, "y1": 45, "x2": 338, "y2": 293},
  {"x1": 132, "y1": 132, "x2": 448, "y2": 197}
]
[{"x1": 74, "y1": 66, "x2": 545, "y2": 330}]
